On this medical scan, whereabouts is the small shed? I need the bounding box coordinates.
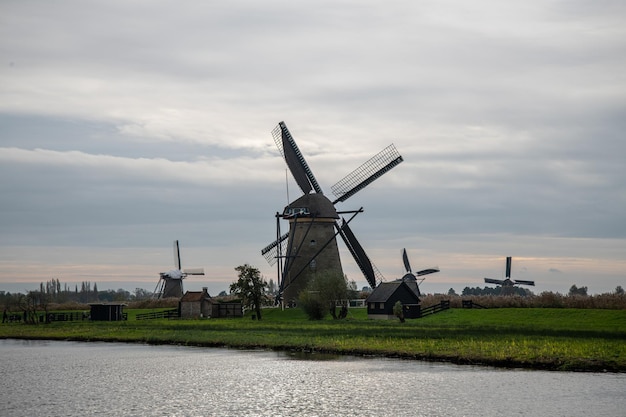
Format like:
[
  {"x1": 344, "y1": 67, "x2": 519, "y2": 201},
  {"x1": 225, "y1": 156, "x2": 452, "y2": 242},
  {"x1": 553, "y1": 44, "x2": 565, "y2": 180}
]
[
  {"x1": 89, "y1": 303, "x2": 127, "y2": 321},
  {"x1": 213, "y1": 302, "x2": 243, "y2": 318},
  {"x1": 366, "y1": 281, "x2": 421, "y2": 320},
  {"x1": 179, "y1": 287, "x2": 213, "y2": 318}
]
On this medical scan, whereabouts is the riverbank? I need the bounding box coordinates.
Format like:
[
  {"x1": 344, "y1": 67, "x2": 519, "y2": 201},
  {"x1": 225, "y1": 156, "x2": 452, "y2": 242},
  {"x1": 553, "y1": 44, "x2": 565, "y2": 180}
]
[{"x1": 1, "y1": 308, "x2": 624, "y2": 372}]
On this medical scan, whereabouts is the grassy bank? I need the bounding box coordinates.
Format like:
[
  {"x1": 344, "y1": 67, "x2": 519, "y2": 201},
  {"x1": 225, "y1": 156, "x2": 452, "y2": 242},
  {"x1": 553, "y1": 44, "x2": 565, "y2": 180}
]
[{"x1": 1, "y1": 308, "x2": 625, "y2": 372}]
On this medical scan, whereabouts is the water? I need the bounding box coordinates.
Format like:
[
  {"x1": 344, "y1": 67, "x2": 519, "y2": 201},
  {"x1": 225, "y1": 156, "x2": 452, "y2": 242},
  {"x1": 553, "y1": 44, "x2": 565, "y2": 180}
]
[{"x1": 0, "y1": 339, "x2": 624, "y2": 417}]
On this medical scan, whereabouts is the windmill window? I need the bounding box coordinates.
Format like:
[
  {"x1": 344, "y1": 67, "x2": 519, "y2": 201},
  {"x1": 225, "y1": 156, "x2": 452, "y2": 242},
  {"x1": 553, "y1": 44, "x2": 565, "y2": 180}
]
[
  {"x1": 309, "y1": 239, "x2": 316, "y2": 247},
  {"x1": 310, "y1": 259, "x2": 317, "y2": 269},
  {"x1": 284, "y1": 207, "x2": 310, "y2": 217}
]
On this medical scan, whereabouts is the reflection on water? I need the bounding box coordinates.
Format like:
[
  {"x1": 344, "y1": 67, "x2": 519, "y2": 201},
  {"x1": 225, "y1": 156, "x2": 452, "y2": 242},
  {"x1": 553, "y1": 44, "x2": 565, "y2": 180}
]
[{"x1": 0, "y1": 339, "x2": 624, "y2": 417}]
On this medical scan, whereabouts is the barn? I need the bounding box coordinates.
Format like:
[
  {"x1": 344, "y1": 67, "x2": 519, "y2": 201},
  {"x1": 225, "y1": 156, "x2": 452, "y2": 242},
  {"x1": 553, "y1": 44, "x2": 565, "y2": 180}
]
[
  {"x1": 179, "y1": 287, "x2": 244, "y2": 319},
  {"x1": 179, "y1": 287, "x2": 213, "y2": 318},
  {"x1": 365, "y1": 281, "x2": 421, "y2": 320}
]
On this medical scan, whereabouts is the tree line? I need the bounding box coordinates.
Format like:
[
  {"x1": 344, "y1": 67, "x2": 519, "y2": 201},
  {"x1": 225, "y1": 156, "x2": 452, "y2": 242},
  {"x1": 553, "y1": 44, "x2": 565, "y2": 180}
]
[{"x1": 1, "y1": 278, "x2": 155, "y2": 312}]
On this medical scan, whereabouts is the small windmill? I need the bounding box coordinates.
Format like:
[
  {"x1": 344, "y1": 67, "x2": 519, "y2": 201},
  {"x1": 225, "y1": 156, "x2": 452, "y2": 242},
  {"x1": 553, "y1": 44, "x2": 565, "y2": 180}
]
[
  {"x1": 154, "y1": 240, "x2": 205, "y2": 299},
  {"x1": 484, "y1": 256, "x2": 534, "y2": 295},
  {"x1": 261, "y1": 121, "x2": 403, "y2": 304},
  {"x1": 397, "y1": 248, "x2": 440, "y2": 297}
]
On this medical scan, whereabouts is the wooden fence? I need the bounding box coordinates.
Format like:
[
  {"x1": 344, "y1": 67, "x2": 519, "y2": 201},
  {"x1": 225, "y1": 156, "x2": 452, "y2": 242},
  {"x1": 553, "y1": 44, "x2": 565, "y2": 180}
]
[
  {"x1": 419, "y1": 300, "x2": 450, "y2": 317},
  {"x1": 462, "y1": 300, "x2": 488, "y2": 309},
  {"x1": 135, "y1": 309, "x2": 179, "y2": 320}
]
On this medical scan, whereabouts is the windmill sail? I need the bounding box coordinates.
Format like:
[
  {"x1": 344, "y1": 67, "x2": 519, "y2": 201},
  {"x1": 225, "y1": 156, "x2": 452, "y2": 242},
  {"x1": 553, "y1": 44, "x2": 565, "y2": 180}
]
[
  {"x1": 506, "y1": 256, "x2": 512, "y2": 278},
  {"x1": 272, "y1": 122, "x2": 323, "y2": 194},
  {"x1": 336, "y1": 219, "x2": 381, "y2": 288},
  {"x1": 261, "y1": 232, "x2": 289, "y2": 265},
  {"x1": 402, "y1": 248, "x2": 412, "y2": 273},
  {"x1": 416, "y1": 267, "x2": 440, "y2": 276},
  {"x1": 331, "y1": 144, "x2": 403, "y2": 204},
  {"x1": 183, "y1": 268, "x2": 205, "y2": 275},
  {"x1": 174, "y1": 240, "x2": 181, "y2": 270}
]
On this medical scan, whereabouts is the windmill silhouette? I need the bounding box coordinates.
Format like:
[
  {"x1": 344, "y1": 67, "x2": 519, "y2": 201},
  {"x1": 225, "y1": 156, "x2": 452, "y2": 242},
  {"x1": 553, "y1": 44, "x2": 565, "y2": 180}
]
[
  {"x1": 484, "y1": 256, "x2": 534, "y2": 295},
  {"x1": 396, "y1": 248, "x2": 440, "y2": 297},
  {"x1": 262, "y1": 121, "x2": 403, "y2": 304}
]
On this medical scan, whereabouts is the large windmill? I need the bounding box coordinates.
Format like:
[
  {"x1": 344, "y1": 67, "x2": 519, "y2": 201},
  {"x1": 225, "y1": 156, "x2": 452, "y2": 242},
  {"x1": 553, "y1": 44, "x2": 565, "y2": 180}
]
[
  {"x1": 262, "y1": 121, "x2": 403, "y2": 304},
  {"x1": 484, "y1": 256, "x2": 534, "y2": 295},
  {"x1": 396, "y1": 248, "x2": 440, "y2": 297},
  {"x1": 154, "y1": 240, "x2": 205, "y2": 299}
]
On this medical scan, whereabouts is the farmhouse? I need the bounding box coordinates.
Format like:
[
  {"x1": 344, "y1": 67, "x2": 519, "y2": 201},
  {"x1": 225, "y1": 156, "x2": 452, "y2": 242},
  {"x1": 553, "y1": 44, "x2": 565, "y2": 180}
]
[
  {"x1": 365, "y1": 281, "x2": 420, "y2": 320},
  {"x1": 179, "y1": 287, "x2": 212, "y2": 318},
  {"x1": 179, "y1": 287, "x2": 244, "y2": 319}
]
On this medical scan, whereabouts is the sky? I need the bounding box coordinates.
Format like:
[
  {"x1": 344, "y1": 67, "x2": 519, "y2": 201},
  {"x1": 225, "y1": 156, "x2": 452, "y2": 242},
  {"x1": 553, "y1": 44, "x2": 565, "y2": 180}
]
[{"x1": 1, "y1": 0, "x2": 625, "y2": 296}]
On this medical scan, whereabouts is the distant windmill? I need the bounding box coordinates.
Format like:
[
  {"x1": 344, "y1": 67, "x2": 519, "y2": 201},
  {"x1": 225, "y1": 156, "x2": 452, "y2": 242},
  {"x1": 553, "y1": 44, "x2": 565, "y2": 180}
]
[
  {"x1": 397, "y1": 248, "x2": 440, "y2": 297},
  {"x1": 154, "y1": 240, "x2": 205, "y2": 299},
  {"x1": 261, "y1": 121, "x2": 403, "y2": 304},
  {"x1": 484, "y1": 256, "x2": 534, "y2": 295}
]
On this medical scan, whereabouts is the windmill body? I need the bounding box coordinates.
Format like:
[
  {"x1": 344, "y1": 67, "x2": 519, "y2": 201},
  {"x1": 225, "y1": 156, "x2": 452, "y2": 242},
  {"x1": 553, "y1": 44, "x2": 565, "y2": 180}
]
[
  {"x1": 262, "y1": 121, "x2": 403, "y2": 305},
  {"x1": 281, "y1": 194, "x2": 344, "y2": 302},
  {"x1": 155, "y1": 240, "x2": 205, "y2": 299},
  {"x1": 484, "y1": 256, "x2": 534, "y2": 295},
  {"x1": 159, "y1": 271, "x2": 185, "y2": 299}
]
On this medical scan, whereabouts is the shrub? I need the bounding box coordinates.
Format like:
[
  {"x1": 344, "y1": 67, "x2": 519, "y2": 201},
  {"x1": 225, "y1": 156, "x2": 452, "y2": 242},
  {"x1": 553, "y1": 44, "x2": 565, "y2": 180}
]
[
  {"x1": 298, "y1": 271, "x2": 348, "y2": 320},
  {"x1": 393, "y1": 301, "x2": 405, "y2": 323}
]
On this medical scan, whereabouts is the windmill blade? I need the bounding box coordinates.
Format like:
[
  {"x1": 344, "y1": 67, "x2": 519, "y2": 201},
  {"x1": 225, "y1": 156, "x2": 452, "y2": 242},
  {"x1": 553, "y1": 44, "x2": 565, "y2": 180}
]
[
  {"x1": 272, "y1": 122, "x2": 323, "y2": 195},
  {"x1": 261, "y1": 233, "x2": 289, "y2": 266},
  {"x1": 173, "y1": 240, "x2": 181, "y2": 270},
  {"x1": 402, "y1": 248, "x2": 412, "y2": 273},
  {"x1": 331, "y1": 144, "x2": 403, "y2": 204},
  {"x1": 514, "y1": 280, "x2": 535, "y2": 286},
  {"x1": 416, "y1": 267, "x2": 440, "y2": 276},
  {"x1": 336, "y1": 219, "x2": 383, "y2": 288},
  {"x1": 183, "y1": 268, "x2": 205, "y2": 276},
  {"x1": 506, "y1": 256, "x2": 512, "y2": 278},
  {"x1": 484, "y1": 278, "x2": 505, "y2": 285}
]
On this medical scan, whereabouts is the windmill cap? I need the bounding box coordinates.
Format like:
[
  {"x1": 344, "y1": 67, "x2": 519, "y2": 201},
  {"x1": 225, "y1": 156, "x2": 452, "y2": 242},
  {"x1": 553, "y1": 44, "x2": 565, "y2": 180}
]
[{"x1": 284, "y1": 193, "x2": 338, "y2": 219}]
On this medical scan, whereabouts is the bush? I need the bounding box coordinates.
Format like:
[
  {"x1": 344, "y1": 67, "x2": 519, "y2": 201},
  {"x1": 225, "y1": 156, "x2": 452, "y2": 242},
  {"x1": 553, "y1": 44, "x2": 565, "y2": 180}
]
[
  {"x1": 298, "y1": 271, "x2": 348, "y2": 320},
  {"x1": 393, "y1": 301, "x2": 405, "y2": 323},
  {"x1": 299, "y1": 291, "x2": 327, "y2": 320}
]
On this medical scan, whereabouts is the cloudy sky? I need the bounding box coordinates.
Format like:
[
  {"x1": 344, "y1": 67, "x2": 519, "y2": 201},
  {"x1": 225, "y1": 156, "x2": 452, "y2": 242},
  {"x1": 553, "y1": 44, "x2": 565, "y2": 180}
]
[{"x1": 1, "y1": 0, "x2": 625, "y2": 296}]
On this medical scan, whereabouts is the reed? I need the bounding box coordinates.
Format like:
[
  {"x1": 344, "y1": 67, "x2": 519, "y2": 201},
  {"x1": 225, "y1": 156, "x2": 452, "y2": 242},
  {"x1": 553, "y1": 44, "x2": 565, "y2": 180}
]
[{"x1": 420, "y1": 292, "x2": 626, "y2": 309}]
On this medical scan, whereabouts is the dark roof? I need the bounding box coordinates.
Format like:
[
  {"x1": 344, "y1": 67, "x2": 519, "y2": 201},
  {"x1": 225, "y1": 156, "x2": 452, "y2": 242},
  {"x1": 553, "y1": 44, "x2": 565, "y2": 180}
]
[
  {"x1": 180, "y1": 290, "x2": 211, "y2": 302},
  {"x1": 365, "y1": 281, "x2": 420, "y2": 303},
  {"x1": 394, "y1": 275, "x2": 421, "y2": 297},
  {"x1": 284, "y1": 193, "x2": 338, "y2": 219}
]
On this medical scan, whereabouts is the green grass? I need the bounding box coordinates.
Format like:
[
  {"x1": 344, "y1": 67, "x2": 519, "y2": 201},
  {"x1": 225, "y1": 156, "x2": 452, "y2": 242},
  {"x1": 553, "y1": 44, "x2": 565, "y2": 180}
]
[{"x1": 2, "y1": 308, "x2": 624, "y2": 372}]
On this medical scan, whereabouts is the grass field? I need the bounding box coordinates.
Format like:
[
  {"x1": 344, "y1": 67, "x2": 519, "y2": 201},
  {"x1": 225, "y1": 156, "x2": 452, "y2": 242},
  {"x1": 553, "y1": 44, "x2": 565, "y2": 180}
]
[{"x1": 1, "y1": 307, "x2": 625, "y2": 372}]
